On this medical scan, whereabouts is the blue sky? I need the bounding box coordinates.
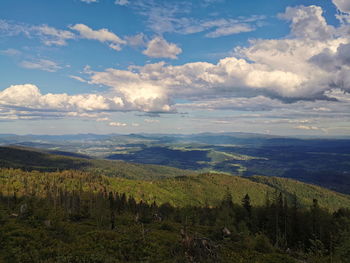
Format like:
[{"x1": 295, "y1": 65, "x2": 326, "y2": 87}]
[{"x1": 1, "y1": 0, "x2": 350, "y2": 136}]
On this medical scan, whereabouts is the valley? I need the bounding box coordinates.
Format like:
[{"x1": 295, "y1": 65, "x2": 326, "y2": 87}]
[
  {"x1": 0, "y1": 145, "x2": 350, "y2": 262},
  {"x1": 2, "y1": 133, "x2": 350, "y2": 194}
]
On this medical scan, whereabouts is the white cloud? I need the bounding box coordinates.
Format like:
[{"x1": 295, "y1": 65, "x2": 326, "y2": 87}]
[
  {"x1": 294, "y1": 125, "x2": 322, "y2": 130},
  {"x1": 143, "y1": 37, "x2": 182, "y2": 59},
  {"x1": 278, "y1": 5, "x2": 334, "y2": 40},
  {"x1": 70, "y1": 24, "x2": 126, "y2": 51},
  {"x1": 88, "y1": 67, "x2": 173, "y2": 112},
  {"x1": 96, "y1": 117, "x2": 110, "y2": 122},
  {"x1": 109, "y1": 121, "x2": 127, "y2": 127},
  {"x1": 332, "y1": 0, "x2": 350, "y2": 13},
  {"x1": 69, "y1": 75, "x2": 87, "y2": 83},
  {"x1": 125, "y1": 33, "x2": 146, "y2": 47},
  {"x1": 35, "y1": 25, "x2": 75, "y2": 46},
  {"x1": 313, "y1": 107, "x2": 331, "y2": 112},
  {"x1": 181, "y1": 17, "x2": 264, "y2": 37},
  {"x1": 325, "y1": 89, "x2": 350, "y2": 102},
  {"x1": 84, "y1": 5, "x2": 350, "y2": 103},
  {"x1": 115, "y1": 0, "x2": 129, "y2": 6},
  {"x1": 20, "y1": 59, "x2": 62, "y2": 72},
  {"x1": 0, "y1": 81, "x2": 172, "y2": 122},
  {"x1": 0, "y1": 20, "x2": 75, "y2": 46},
  {"x1": 87, "y1": 53, "x2": 314, "y2": 101},
  {"x1": 205, "y1": 23, "x2": 254, "y2": 37},
  {"x1": 67, "y1": 112, "x2": 101, "y2": 118},
  {"x1": 0, "y1": 84, "x2": 124, "y2": 112},
  {"x1": 81, "y1": 0, "x2": 99, "y2": 3},
  {"x1": 129, "y1": 1, "x2": 264, "y2": 36},
  {"x1": 2, "y1": 4, "x2": 350, "y2": 129}
]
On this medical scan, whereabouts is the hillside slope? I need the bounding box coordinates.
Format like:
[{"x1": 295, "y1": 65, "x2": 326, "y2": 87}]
[
  {"x1": 0, "y1": 146, "x2": 191, "y2": 180},
  {"x1": 249, "y1": 176, "x2": 350, "y2": 209},
  {"x1": 1, "y1": 146, "x2": 349, "y2": 211},
  {"x1": 1, "y1": 168, "x2": 349, "y2": 211},
  {"x1": 106, "y1": 173, "x2": 350, "y2": 210}
]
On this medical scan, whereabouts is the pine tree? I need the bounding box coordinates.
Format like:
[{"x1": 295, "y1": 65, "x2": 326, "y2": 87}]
[
  {"x1": 109, "y1": 191, "x2": 115, "y2": 230},
  {"x1": 242, "y1": 194, "x2": 252, "y2": 218}
]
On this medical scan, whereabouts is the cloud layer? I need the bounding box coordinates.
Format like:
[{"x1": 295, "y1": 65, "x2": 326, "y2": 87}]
[
  {"x1": 126, "y1": 0, "x2": 265, "y2": 37},
  {"x1": 76, "y1": 5, "x2": 350, "y2": 107},
  {"x1": 1, "y1": 4, "x2": 350, "y2": 133}
]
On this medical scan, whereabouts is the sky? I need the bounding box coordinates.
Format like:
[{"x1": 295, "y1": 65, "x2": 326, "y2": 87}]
[{"x1": 0, "y1": 0, "x2": 350, "y2": 136}]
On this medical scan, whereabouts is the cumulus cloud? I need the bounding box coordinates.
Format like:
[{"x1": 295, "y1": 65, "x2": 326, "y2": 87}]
[
  {"x1": 0, "y1": 84, "x2": 123, "y2": 112},
  {"x1": 20, "y1": 59, "x2": 62, "y2": 72},
  {"x1": 87, "y1": 54, "x2": 320, "y2": 101},
  {"x1": 0, "y1": 82, "x2": 173, "y2": 121},
  {"x1": 143, "y1": 37, "x2": 182, "y2": 59},
  {"x1": 278, "y1": 5, "x2": 334, "y2": 40},
  {"x1": 308, "y1": 43, "x2": 350, "y2": 91},
  {"x1": 82, "y1": 3, "x2": 350, "y2": 122},
  {"x1": 70, "y1": 24, "x2": 126, "y2": 51},
  {"x1": 87, "y1": 67, "x2": 173, "y2": 112},
  {"x1": 79, "y1": 5, "x2": 349, "y2": 104},
  {"x1": 2, "y1": 4, "x2": 350, "y2": 128}
]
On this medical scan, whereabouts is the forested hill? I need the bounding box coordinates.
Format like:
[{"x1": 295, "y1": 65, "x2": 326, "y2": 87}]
[
  {"x1": 0, "y1": 146, "x2": 191, "y2": 180},
  {"x1": 1, "y1": 147, "x2": 350, "y2": 262},
  {"x1": 1, "y1": 169, "x2": 350, "y2": 211},
  {"x1": 0, "y1": 146, "x2": 349, "y2": 210}
]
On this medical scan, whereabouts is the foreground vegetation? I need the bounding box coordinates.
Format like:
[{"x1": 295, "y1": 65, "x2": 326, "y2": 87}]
[{"x1": 0, "y1": 168, "x2": 350, "y2": 262}]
